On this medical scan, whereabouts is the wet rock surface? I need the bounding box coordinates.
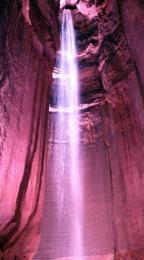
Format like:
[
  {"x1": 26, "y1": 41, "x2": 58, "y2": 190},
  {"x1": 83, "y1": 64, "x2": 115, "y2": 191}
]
[
  {"x1": 0, "y1": 0, "x2": 59, "y2": 258},
  {"x1": 74, "y1": 0, "x2": 144, "y2": 258},
  {"x1": 46, "y1": 0, "x2": 144, "y2": 259},
  {"x1": 1, "y1": 0, "x2": 144, "y2": 259}
]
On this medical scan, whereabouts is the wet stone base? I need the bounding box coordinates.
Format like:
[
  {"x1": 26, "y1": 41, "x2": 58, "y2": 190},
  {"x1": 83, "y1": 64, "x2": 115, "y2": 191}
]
[
  {"x1": 34, "y1": 249, "x2": 144, "y2": 259},
  {"x1": 34, "y1": 254, "x2": 113, "y2": 260},
  {"x1": 115, "y1": 248, "x2": 144, "y2": 259},
  {"x1": 56, "y1": 254, "x2": 113, "y2": 260}
]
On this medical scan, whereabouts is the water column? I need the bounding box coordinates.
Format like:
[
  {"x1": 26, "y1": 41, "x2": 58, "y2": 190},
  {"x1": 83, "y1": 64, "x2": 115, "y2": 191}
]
[
  {"x1": 34, "y1": 9, "x2": 83, "y2": 259},
  {"x1": 34, "y1": 7, "x2": 115, "y2": 260},
  {"x1": 56, "y1": 9, "x2": 83, "y2": 258}
]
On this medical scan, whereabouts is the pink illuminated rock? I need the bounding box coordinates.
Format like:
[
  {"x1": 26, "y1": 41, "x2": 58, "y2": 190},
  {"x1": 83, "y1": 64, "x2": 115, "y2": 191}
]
[
  {"x1": 1, "y1": 0, "x2": 144, "y2": 259},
  {"x1": 36, "y1": 0, "x2": 144, "y2": 259},
  {"x1": 0, "y1": 0, "x2": 59, "y2": 258},
  {"x1": 60, "y1": 0, "x2": 79, "y2": 9}
]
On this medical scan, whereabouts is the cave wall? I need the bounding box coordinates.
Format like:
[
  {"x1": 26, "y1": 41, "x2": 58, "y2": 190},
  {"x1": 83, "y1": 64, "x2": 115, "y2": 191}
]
[
  {"x1": 1, "y1": 0, "x2": 144, "y2": 259},
  {"x1": 35, "y1": 0, "x2": 144, "y2": 258},
  {"x1": 120, "y1": 0, "x2": 144, "y2": 99},
  {"x1": 99, "y1": 0, "x2": 144, "y2": 255},
  {"x1": 0, "y1": 1, "x2": 59, "y2": 258},
  {"x1": 108, "y1": 1, "x2": 144, "y2": 258},
  {"x1": 96, "y1": 0, "x2": 144, "y2": 258},
  {"x1": 68, "y1": 0, "x2": 144, "y2": 258}
]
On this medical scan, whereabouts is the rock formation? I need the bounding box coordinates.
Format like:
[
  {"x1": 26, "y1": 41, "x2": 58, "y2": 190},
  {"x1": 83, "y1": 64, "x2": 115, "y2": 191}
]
[
  {"x1": 74, "y1": 0, "x2": 144, "y2": 258},
  {"x1": 1, "y1": 0, "x2": 144, "y2": 259},
  {"x1": 0, "y1": 0, "x2": 59, "y2": 258}
]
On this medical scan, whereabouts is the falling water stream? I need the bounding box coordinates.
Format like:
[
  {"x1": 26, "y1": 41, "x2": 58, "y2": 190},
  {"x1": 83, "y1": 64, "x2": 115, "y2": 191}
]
[
  {"x1": 59, "y1": 9, "x2": 81, "y2": 193},
  {"x1": 34, "y1": 8, "x2": 115, "y2": 260},
  {"x1": 51, "y1": 9, "x2": 83, "y2": 258}
]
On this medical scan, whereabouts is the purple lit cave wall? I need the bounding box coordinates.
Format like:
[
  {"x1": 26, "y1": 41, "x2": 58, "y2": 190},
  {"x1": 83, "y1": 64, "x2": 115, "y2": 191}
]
[{"x1": 0, "y1": 0, "x2": 144, "y2": 259}]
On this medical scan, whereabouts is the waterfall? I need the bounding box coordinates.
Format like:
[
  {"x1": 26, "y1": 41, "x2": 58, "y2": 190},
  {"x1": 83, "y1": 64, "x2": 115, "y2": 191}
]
[
  {"x1": 34, "y1": 8, "x2": 115, "y2": 260},
  {"x1": 34, "y1": 9, "x2": 83, "y2": 259},
  {"x1": 57, "y1": 10, "x2": 82, "y2": 259},
  {"x1": 52, "y1": 9, "x2": 83, "y2": 258},
  {"x1": 59, "y1": 9, "x2": 80, "y2": 190}
]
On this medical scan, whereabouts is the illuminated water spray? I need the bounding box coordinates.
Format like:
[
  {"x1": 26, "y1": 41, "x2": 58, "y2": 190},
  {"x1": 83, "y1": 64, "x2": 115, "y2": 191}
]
[
  {"x1": 51, "y1": 9, "x2": 83, "y2": 258},
  {"x1": 34, "y1": 6, "x2": 114, "y2": 260},
  {"x1": 60, "y1": 9, "x2": 80, "y2": 186}
]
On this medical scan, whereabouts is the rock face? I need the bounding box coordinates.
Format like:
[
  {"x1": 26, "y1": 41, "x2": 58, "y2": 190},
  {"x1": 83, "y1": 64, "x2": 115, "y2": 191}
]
[
  {"x1": 1, "y1": 0, "x2": 144, "y2": 259},
  {"x1": 72, "y1": 0, "x2": 144, "y2": 258},
  {"x1": 0, "y1": 0, "x2": 59, "y2": 258},
  {"x1": 37, "y1": 0, "x2": 144, "y2": 259}
]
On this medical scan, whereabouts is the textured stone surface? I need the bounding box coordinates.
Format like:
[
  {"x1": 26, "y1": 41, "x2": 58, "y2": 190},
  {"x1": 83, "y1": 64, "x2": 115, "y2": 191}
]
[
  {"x1": 1, "y1": 0, "x2": 144, "y2": 259},
  {"x1": 36, "y1": 0, "x2": 144, "y2": 259},
  {"x1": 34, "y1": 108, "x2": 114, "y2": 259},
  {"x1": 115, "y1": 248, "x2": 144, "y2": 260},
  {"x1": 0, "y1": 0, "x2": 59, "y2": 258}
]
